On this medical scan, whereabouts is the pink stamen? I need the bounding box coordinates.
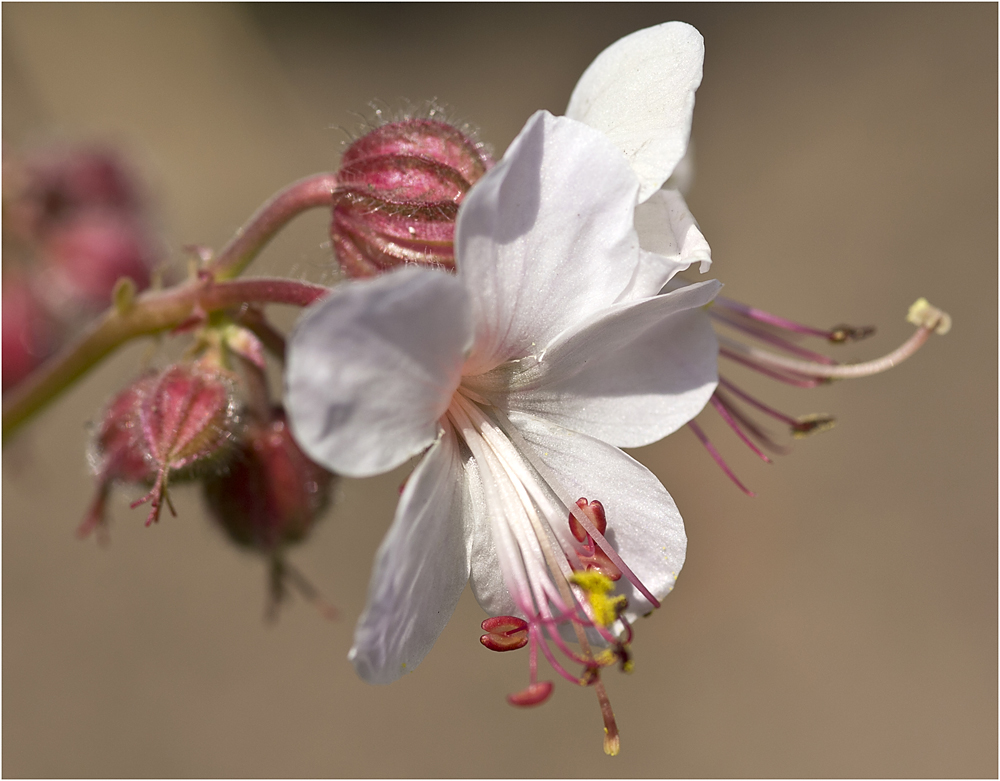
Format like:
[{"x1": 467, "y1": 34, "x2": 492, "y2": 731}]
[
  {"x1": 563, "y1": 504, "x2": 659, "y2": 608},
  {"x1": 687, "y1": 420, "x2": 756, "y2": 497},
  {"x1": 714, "y1": 297, "x2": 841, "y2": 339},
  {"x1": 710, "y1": 310, "x2": 837, "y2": 364},
  {"x1": 130, "y1": 468, "x2": 175, "y2": 526},
  {"x1": 713, "y1": 388, "x2": 793, "y2": 455},
  {"x1": 718, "y1": 377, "x2": 802, "y2": 428},
  {"x1": 709, "y1": 394, "x2": 772, "y2": 463},
  {"x1": 532, "y1": 621, "x2": 592, "y2": 684}
]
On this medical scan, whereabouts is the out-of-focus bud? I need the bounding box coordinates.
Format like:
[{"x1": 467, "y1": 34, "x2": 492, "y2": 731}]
[
  {"x1": 17, "y1": 147, "x2": 139, "y2": 237},
  {"x1": 41, "y1": 213, "x2": 154, "y2": 310},
  {"x1": 78, "y1": 376, "x2": 158, "y2": 539},
  {"x1": 203, "y1": 408, "x2": 336, "y2": 618},
  {"x1": 331, "y1": 118, "x2": 493, "y2": 277},
  {"x1": 3, "y1": 145, "x2": 161, "y2": 393},
  {"x1": 2, "y1": 276, "x2": 55, "y2": 391},
  {"x1": 202, "y1": 408, "x2": 333, "y2": 552}
]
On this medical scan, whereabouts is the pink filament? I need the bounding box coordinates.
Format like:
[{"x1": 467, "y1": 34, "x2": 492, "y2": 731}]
[
  {"x1": 710, "y1": 310, "x2": 836, "y2": 364},
  {"x1": 718, "y1": 377, "x2": 802, "y2": 428},
  {"x1": 713, "y1": 296, "x2": 835, "y2": 339},
  {"x1": 687, "y1": 420, "x2": 755, "y2": 497},
  {"x1": 709, "y1": 394, "x2": 772, "y2": 463}
]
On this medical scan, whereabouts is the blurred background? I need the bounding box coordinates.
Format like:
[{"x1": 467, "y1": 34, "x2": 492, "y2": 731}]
[{"x1": 3, "y1": 4, "x2": 995, "y2": 776}]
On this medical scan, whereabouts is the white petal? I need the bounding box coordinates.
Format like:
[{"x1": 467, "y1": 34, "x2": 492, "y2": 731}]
[
  {"x1": 618, "y1": 190, "x2": 711, "y2": 302},
  {"x1": 634, "y1": 189, "x2": 711, "y2": 277},
  {"x1": 466, "y1": 456, "x2": 520, "y2": 618},
  {"x1": 285, "y1": 268, "x2": 472, "y2": 478},
  {"x1": 663, "y1": 147, "x2": 694, "y2": 195},
  {"x1": 508, "y1": 411, "x2": 686, "y2": 618},
  {"x1": 348, "y1": 427, "x2": 473, "y2": 684},
  {"x1": 471, "y1": 280, "x2": 721, "y2": 448},
  {"x1": 566, "y1": 22, "x2": 704, "y2": 203},
  {"x1": 456, "y1": 111, "x2": 641, "y2": 375}
]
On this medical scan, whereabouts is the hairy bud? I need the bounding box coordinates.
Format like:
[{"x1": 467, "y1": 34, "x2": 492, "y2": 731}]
[
  {"x1": 79, "y1": 362, "x2": 242, "y2": 537},
  {"x1": 332, "y1": 118, "x2": 493, "y2": 277}
]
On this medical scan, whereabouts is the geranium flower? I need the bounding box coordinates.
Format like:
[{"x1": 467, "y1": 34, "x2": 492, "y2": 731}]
[{"x1": 287, "y1": 23, "x2": 716, "y2": 754}]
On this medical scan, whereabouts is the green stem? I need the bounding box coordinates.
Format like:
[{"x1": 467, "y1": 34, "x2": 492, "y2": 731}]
[
  {"x1": 2, "y1": 277, "x2": 328, "y2": 443},
  {"x1": 208, "y1": 172, "x2": 338, "y2": 280}
]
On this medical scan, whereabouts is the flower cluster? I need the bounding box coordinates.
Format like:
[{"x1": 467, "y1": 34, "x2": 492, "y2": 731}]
[{"x1": 3, "y1": 147, "x2": 160, "y2": 390}]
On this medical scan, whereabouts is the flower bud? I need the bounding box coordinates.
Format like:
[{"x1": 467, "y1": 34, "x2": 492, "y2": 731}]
[
  {"x1": 78, "y1": 375, "x2": 158, "y2": 539},
  {"x1": 331, "y1": 118, "x2": 493, "y2": 277},
  {"x1": 88, "y1": 376, "x2": 158, "y2": 486},
  {"x1": 41, "y1": 213, "x2": 153, "y2": 310},
  {"x1": 202, "y1": 408, "x2": 333, "y2": 552},
  {"x1": 2, "y1": 276, "x2": 55, "y2": 391},
  {"x1": 83, "y1": 362, "x2": 242, "y2": 530},
  {"x1": 16, "y1": 147, "x2": 139, "y2": 238}
]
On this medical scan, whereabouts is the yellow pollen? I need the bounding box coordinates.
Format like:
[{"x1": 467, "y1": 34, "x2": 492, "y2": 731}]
[
  {"x1": 569, "y1": 571, "x2": 627, "y2": 626},
  {"x1": 594, "y1": 649, "x2": 617, "y2": 667}
]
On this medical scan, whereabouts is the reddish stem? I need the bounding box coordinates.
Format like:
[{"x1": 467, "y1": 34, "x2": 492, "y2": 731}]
[
  {"x1": 2, "y1": 277, "x2": 328, "y2": 442},
  {"x1": 208, "y1": 173, "x2": 338, "y2": 280}
]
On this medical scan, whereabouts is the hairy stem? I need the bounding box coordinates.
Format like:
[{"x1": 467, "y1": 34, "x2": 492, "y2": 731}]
[
  {"x1": 207, "y1": 172, "x2": 338, "y2": 280},
  {"x1": 2, "y1": 277, "x2": 328, "y2": 442}
]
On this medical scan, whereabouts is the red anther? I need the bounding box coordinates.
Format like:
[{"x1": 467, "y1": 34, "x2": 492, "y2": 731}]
[
  {"x1": 569, "y1": 497, "x2": 607, "y2": 541},
  {"x1": 568, "y1": 499, "x2": 622, "y2": 580},
  {"x1": 480, "y1": 615, "x2": 529, "y2": 652},
  {"x1": 506, "y1": 681, "x2": 554, "y2": 707}
]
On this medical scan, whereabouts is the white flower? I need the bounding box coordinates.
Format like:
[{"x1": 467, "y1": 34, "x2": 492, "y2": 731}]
[{"x1": 286, "y1": 22, "x2": 717, "y2": 753}]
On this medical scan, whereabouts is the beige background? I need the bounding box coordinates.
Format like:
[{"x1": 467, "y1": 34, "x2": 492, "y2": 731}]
[{"x1": 3, "y1": 4, "x2": 995, "y2": 777}]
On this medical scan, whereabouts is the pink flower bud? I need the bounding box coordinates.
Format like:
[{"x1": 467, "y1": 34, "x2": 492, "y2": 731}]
[
  {"x1": 41, "y1": 213, "x2": 153, "y2": 310},
  {"x1": 80, "y1": 363, "x2": 242, "y2": 537},
  {"x1": 2, "y1": 276, "x2": 55, "y2": 391},
  {"x1": 19, "y1": 147, "x2": 139, "y2": 236},
  {"x1": 202, "y1": 408, "x2": 333, "y2": 552},
  {"x1": 78, "y1": 374, "x2": 157, "y2": 539},
  {"x1": 127, "y1": 363, "x2": 242, "y2": 527},
  {"x1": 89, "y1": 376, "x2": 158, "y2": 486},
  {"x1": 331, "y1": 118, "x2": 493, "y2": 277}
]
